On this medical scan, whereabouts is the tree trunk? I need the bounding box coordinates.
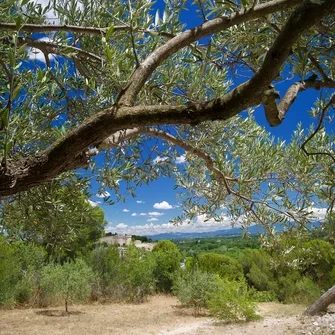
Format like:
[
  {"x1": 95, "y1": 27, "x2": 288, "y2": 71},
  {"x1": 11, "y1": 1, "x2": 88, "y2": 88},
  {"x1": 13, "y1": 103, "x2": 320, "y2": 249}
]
[{"x1": 306, "y1": 284, "x2": 335, "y2": 315}]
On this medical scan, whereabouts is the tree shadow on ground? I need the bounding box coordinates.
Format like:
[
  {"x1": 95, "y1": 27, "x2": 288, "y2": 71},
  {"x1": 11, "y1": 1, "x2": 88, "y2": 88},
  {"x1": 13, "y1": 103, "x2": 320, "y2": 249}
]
[{"x1": 35, "y1": 310, "x2": 83, "y2": 317}]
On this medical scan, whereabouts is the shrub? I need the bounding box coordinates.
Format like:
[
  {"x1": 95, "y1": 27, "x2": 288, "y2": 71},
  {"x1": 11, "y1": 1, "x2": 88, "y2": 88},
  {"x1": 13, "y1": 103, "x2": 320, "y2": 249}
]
[
  {"x1": 197, "y1": 253, "x2": 243, "y2": 280},
  {"x1": 0, "y1": 238, "x2": 20, "y2": 305},
  {"x1": 239, "y1": 249, "x2": 275, "y2": 291},
  {"x1": 206, "y1": 278, "x2": 260, "y2": 322},
  {"x1": 116, "y1": 244, "x2": 156, "y2": 302},
  {"x1": 153, "y1": 240, "x2": 181, "y2": 292},
  {"x1": 277, "y1": 275, "x2": 321, "y2": 304},
  {"x1": 173, "y1": 270, "x2": 216, "y2": 315},
  {"x1": 88, "y1": 244, "x2": 121, "y2": 288},
  {"x1": 40, "y1": 259, "x2": 94, "y2": 312},
  {"x1": 249, "y1": 289, "x2": 277, "y2": 302},
  {"x1": 88, "y1": 243, "x2": 156, "y2": 302}
]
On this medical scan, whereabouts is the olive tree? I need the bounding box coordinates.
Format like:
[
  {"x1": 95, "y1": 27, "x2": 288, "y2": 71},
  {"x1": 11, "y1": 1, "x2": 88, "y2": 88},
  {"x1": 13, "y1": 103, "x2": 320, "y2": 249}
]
[
  {"x1": 0, "y1": 0, "x2": 333, "y2": 196},
  {"x1": 1, "y1": 0, "x2": 335, "y2": 314}
]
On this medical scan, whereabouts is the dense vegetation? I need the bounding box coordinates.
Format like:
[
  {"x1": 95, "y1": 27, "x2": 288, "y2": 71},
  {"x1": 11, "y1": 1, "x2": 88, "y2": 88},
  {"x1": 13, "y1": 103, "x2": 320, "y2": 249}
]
[{"x1": 1, "y1": 230, "x2": 335, "y2": 322}]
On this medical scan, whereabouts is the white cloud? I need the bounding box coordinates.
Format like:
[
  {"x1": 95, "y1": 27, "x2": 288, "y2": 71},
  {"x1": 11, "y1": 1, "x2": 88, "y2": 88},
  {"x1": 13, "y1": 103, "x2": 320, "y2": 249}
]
[
  {"x1": 153, "y1": 201, "x2": 173, "y2": 210},
  {"x1": 308, "y1": 207, "x2": 327, "y2": 221},
  {"x1": 96, "y1": 191, "x2": 111, "y2": 198},
  {"x1": 148, "y1": 212, "x2": 164, "y2": 216},
  {"x1": 139, "y1": 213, "x2": 147, "y2": 216},
  {"x1": 131, "y1": 213, "x2": 137, "y2": 217},
  {"x1": 105, "y1": 214, "x2": 234, "y2": 236},
  {"x1": 147, "y1": 218, "x2": 159, "y2": 222},
  {"x1": 136, "y1": 200, "x2": 145, "y2": 204},
  {"x1": 175, "y1": 154, "x2": 186, "y2": 164},
  {"x1": 87, "y1": 199, "x2": 100, "y2": 207},
  {"x1": 34, "y1": 0, "x2": 57, "y2": 20},
  {"x1": 116, "y1": 223, "x2": 128, "y2": 229},
  {"x1": 122, "y1": 209, "x2": 129, "y2": 212},
  {"x1": 153, "y1": 156, "x2": 168, "y2": 164}
]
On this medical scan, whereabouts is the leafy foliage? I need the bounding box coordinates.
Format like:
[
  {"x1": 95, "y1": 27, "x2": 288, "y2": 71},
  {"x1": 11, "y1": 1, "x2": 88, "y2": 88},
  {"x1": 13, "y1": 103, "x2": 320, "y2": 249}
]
[
  {"x1": 1, "y1": 178, "x2": 107, "y2": 261},
  {"x1": 172, "y1": 270, "x2": 216, "y2": 315},
  {"x1": 152, "y1": 240, "x2": 181, "y2": 292},
  {"x1": 40, "y1": 259, "x2": 94, "y2": 311},
  {"x1": 197, "y1": 253, "x2": 244, "y2": 281},
  {"x1": 206, "y1": 278, "x2": 260, "y2": 322}
]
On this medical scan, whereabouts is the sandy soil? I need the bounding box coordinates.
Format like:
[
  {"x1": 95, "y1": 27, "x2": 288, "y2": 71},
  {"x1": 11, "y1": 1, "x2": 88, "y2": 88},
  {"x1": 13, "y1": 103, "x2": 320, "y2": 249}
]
[{"x1": 0, "y1": 295, "x2": 328, "y2": 335}]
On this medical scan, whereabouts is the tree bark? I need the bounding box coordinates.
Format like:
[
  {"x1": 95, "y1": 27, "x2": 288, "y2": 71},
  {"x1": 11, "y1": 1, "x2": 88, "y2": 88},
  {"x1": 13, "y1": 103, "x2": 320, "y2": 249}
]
[
  {"x1": 306, "y1": 284, "x2": 335, "y2": 315},
  {"x1": 0, "y1": 0, "x2": 334, "y2": 197}
]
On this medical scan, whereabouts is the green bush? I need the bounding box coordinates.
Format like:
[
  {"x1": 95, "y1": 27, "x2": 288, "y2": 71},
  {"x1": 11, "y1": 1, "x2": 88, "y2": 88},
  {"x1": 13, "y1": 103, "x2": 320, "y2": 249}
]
[
  {"x1": 88, "y1": 244, "x2": 156, "y2": 302},
  {"x1": 278, "y1": 275, "x2": 321, "y2": 304},
  {"x1": 153, "y1": 240, "x2": 181, "y2": 292},
  {"x1": 249, "y1": 289, "x2": 277, "y2": 302},
  {"x1": 88, "y1": 244, "x2": 121, "y2": 289},
  {"x1": 197, "y1": 253, "x2": 243, "y2": 280},
  {"x1": 116, "y1": 244, "x2": 156, "y2": 302},
  {"x1": 173, "y1": 270, "x2": 216, "y2": 315},
  {"x1": 0, "y1": 238, "x2": 20, "y2": 305},
  {"x1": 239, "y1": 249, "x2": 276, "y2": 292},
  {"x1": 206, "y1": 278, "x2": 260, "y2": 322},
  {"x1": 40, "y1": 259, "x2": 94, "y2": 312},
  {"x1": 13, "y1": 243, "x2": 47, "y2": 306}
]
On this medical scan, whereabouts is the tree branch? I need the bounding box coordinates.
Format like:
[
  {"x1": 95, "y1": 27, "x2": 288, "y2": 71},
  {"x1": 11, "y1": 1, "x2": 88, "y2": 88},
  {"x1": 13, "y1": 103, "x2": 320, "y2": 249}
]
[
  {"x1": 0, "y1": 23, "x2": 128, "y2": 35},
  {"x1": 263, "y1": 76, "x2": 335, "y2": 126},
  {"x1": 117, "y1": 0, "x2": 304, "y2": 106},
  {"x1": 100, "y1": 127, "x2": 296, "y2": 220},
  {"x1": 301, "y1": 94, "x2": 335, "y2": 164},
  {"x1": 1, "y1": 0, "x2": 334, "y2": 197}
]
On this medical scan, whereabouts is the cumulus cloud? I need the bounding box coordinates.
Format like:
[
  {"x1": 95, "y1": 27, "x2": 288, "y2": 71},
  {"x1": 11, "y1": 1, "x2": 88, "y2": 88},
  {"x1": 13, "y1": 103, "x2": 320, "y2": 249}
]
[
  {"x1": 34, "y1": 0, "x2": 57, "y2": 19},
  {"x1": 122, "y1": 209, "x2": 130, "y2": 212},
  {"x1": 139, "y1": 213, "x2": 147, "y2": 216},
  {"x1": 175, "y1": 154, "x2": 186, "y2": 164},
  {"x1": 105, "y1": 213, "x2": 234, "y2": 236},
  {"x1": 131, "y1": 213, "x2": 137, "y2": 217},
  {"x1": 136, "y1": 200, "x2": 145, "y2": 204},
  {"x1": 153, "y1": 201, "x2": 173, "y2": 210},
  {"x1": 308, "y1": 207, "x2": 327, "y2": 221},
  {"x1": 148, "y1": 212, "x2": 164, "y2": 216},
  {"x1": 153, "y1": 156, "x2": 168, "y2": 164},
  {"x1": 96, "y1": 191, "x2": 111, "y2": 198},
  {"x1": 87, "y1": 199, "x2": 100, "y2": 207},
  {"x1": 116, "y1": 223, "x2": 128, "y2": 229},
  {"x1": 147, "y1": 218, "x2": 159, "y2": 222}
]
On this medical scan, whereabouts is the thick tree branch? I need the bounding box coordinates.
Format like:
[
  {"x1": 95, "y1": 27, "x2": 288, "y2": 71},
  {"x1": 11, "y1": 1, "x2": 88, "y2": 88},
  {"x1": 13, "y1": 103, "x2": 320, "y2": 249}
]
[
  {"x1": 263, "y1": 77, "x2": 335, "y2": 126},
  {"x1": 0, "y1": 0, "x2": 334, "y2": 197},
  {"x1": 118, "y1": 0, "x2": 304, "y2": 106}
]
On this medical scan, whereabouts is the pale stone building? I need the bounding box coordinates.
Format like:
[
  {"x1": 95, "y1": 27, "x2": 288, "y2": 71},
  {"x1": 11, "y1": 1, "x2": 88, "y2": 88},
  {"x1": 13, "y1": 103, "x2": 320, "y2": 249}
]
[{"x1": 100, "y1": 234, "x2": 132, "y2": 246}]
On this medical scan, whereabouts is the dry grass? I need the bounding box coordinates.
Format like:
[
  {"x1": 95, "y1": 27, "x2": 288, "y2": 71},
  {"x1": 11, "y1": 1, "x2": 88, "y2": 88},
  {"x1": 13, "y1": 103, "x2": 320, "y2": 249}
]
[
  {"x1": 0, "y1": 296, "x2": 308, "y2": 335},
  {"x1": 0, "y1": 295, "x2": 205, "y2": 335}
]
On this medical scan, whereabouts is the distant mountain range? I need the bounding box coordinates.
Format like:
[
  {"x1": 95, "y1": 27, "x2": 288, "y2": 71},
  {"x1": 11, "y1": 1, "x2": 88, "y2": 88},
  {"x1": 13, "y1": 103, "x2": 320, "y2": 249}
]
[
  {"x1": 147, "y1": 222, "x2": 320, "y2": 241},
  {"x1": 146, "y1": 224, "x2": 267, "y2": 240}
]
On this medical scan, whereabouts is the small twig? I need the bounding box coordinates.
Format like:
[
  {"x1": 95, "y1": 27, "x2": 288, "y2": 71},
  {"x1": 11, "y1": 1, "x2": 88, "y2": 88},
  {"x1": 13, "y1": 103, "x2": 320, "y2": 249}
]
[
  {"x1": 129, "y1": 25, "x2": 140, "y2": 68},
  {"x1": 301, "y1": 94, "x2": 335, "y2": 164},
  {"x1": 43, "y1": 52, "x2": 72, "y2": 109},
  {"x1": 308, "y1": 54, "x2": 332, "y2": 82}
]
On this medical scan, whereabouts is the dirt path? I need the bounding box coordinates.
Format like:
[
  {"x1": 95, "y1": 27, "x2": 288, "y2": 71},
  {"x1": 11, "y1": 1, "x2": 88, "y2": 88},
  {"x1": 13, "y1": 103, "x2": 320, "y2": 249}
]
[{"x1": 0, "y1": 295, "x2": 330, "y2": 335}]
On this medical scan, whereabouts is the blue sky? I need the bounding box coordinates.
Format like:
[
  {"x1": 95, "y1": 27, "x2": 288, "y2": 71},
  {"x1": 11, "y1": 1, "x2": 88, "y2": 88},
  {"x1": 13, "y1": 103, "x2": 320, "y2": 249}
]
[{"x1": 29, "y1": 0, "x2": 329, "y2": 236}]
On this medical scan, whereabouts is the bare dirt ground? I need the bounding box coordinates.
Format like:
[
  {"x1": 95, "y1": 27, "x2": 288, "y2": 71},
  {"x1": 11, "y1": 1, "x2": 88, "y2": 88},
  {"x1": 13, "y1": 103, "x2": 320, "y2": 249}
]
[{"x1": 0, "y1": 295, "x2": 333, "y2": 335}]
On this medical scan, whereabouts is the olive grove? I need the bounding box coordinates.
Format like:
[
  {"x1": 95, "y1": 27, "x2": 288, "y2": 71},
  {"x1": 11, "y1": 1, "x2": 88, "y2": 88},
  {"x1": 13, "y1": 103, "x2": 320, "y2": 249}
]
[{"x1": 1, "y1": 0, "x2": 335, "y2": 314}]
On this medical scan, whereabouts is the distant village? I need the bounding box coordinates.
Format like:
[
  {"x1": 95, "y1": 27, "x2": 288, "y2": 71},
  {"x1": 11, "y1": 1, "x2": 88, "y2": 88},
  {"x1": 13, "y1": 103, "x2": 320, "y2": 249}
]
[{"x1": 100, "y1": 233, "x2": 156, "y2": 251}]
